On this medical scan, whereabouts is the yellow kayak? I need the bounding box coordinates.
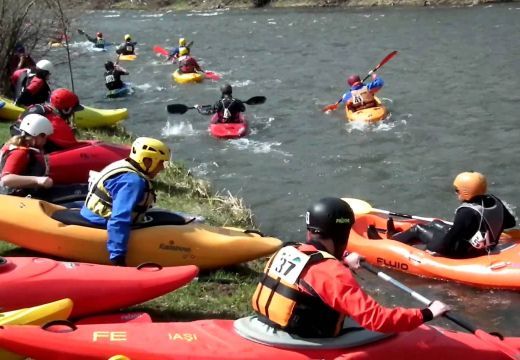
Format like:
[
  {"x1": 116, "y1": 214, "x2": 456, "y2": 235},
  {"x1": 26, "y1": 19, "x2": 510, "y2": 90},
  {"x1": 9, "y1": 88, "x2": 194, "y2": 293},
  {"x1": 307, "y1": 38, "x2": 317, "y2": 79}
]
[
  {"x1": 0, "y1": 298, "x2": 73, "y2": 360},
  {"x1": 0, "y1": 96, "x2": 128, "y2": 128},
  {"x1": 345, "y1": 97, "x2": 388, "y2": 124},
  {"x1": 119, "y1": 54, "x2": 137, "y2": 61},
  {"x1": 0, "y1": 195, "x2": 282, "y2": 269},
  {"x1": 172, "y1": 69, "x2": 204, "y2": 84}
]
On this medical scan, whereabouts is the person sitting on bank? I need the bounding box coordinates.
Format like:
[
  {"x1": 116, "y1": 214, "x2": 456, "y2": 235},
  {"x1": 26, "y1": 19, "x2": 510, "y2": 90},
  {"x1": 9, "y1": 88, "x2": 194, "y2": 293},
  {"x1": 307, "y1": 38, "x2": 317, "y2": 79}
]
[
  {"x1": 196, "y1": 84, "x2": 246, "y2": 124},
  {"x1": 79, "y1": 29, "x2": 106, "y2": 49},
  {"x1": 252, "y1": 197, "x2": 449, "y2": 337},
  {"x1": 116, "y1": 34, "x2": 137, "y2": 56},
  {"x1": 167, "y1": 37, "x2": 191, "y2": 62},
  {"x1": 177, "y1": 47, "x2": 203, "y2": 74},
  {"x1": 8, "y1": 43, "x2": 36, "y2": 86},
  {"x1": 18, "y1": 88, "x2": 84, "y2": 152},
  {"x1": 391, "y1": 172, "x2": 516, "y2": 258},
  {"x1": 104, "y1": 61, "x2": 129, "y2": 92},
  {"x1": 80, "y1": 137, "x2": 171, "y2": 266},
  {"x1": 14, "y1": 59, "x2": 54, "y2": 107}
]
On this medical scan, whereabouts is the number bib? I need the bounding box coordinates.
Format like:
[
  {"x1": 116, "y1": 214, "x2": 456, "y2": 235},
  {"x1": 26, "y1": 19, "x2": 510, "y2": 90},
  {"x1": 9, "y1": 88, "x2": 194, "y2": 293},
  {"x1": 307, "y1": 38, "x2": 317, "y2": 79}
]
[
  {"x1": 126, "y1": 45, "x2": 133, "y2": 52},
  {"x1": 105, "y1": 74, "x2": 115, "y2": 84},
  {"x1": 269, "y1": 247, "x2": 310, "y2": 285}
]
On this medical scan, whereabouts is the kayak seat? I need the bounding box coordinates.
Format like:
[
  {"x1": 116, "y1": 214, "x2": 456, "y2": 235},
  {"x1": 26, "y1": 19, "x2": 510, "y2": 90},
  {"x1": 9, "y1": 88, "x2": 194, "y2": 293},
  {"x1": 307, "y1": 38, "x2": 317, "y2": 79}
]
[
  {"x1": 234, "y1": 316, "x2": 393, "y2": 349},
  {"x1": 51, "y1": 209, "x2": 191, "y2": 229}
]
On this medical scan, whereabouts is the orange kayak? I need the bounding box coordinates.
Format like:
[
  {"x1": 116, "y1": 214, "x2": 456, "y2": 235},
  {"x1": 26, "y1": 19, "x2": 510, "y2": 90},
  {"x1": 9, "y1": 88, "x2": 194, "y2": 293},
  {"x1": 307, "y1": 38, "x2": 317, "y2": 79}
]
[
  {"x1": 345, "y1": 97, "x2": 388, "y2": 124},
  {"x1": 347, "y1": 213, "x2": 520, "y2": 290}
]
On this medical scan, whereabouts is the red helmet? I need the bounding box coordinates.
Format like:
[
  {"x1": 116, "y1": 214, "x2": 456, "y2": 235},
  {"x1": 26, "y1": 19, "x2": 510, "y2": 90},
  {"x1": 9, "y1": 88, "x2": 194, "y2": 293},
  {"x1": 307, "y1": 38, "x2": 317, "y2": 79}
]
[
  {"x1": 50, "y1": 88, "x2": 84, "y2": 114},
  {"x1": 347, "y1": 74, "x2": 362, "y2": 86},
  {"x1": 96, "y1": 32, "x2": 103, "y2": 38}
]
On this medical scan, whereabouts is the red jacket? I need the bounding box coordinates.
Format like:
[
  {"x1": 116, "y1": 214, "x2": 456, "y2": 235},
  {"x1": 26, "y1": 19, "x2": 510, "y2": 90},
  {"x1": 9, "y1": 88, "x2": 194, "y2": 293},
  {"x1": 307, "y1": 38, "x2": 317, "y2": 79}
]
[
  {"x1": 298, "y1": 243, "x2": 425, "y2": 333},
  {"x1": 178, "y1": 56, "x2": 201, "y2": 74},
  {"x1": 46, "y1": 111, "x2": 79, "y2": 150}
]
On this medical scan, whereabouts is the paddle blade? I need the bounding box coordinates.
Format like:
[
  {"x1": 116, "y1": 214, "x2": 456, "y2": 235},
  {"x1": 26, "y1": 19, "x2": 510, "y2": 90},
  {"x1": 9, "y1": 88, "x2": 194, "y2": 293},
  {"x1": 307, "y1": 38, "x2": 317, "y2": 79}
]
[
  {"x1": 204, "y1": 71, "x2": 222, "y2": 81},
  {"x1": 341, "y1": 198, "x2": 373, "y2": 215},
  {"x1": 166, "y1": 104, "x2": 190, "y2": 114},
  {"x1": 377, "y1": 50, "x2": 399, "y2": 70},
  {"x1": 322, "y1": 103, "x2": 339, "y2": 112},
  {"x1": 153, "y1": 45, "x2": 169, "y2": 56},
  {"x1": 245, "y1": 96, "x2": 266, "y2": 105}
]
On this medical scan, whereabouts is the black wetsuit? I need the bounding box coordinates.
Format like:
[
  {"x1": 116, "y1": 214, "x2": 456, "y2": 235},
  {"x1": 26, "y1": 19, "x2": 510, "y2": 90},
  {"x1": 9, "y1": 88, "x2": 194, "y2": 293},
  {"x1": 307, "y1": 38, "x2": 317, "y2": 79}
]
[
  {"x1": 105, "y1": 69, "x2": 127, "y2": 90},
  {"x1": 211, "y1": 96, "x2": 246, "y2": 123},
  {"x1": 392, "y1": 195, "x2": 516, "y2": 258},
  {"x1": 116, "y1": 41, "x2": 136, "y2": 55}
]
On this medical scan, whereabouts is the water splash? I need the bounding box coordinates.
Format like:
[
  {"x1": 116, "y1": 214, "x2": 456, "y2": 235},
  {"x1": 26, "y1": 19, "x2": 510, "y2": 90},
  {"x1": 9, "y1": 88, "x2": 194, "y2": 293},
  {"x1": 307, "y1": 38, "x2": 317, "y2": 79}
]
[
  {"x1": 229, "y1": 138, "x2": 292, "y2": 157},
  {"x1": 162, "y1": 121, "x2": 197, "y2": 137}
]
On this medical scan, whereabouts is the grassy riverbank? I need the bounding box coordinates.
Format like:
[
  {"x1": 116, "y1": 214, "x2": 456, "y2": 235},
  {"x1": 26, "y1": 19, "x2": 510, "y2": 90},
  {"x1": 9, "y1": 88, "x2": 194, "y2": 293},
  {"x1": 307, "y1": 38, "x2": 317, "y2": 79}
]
[{"x1": 0, "y1": 122, "x2": 267, "y2": 320}]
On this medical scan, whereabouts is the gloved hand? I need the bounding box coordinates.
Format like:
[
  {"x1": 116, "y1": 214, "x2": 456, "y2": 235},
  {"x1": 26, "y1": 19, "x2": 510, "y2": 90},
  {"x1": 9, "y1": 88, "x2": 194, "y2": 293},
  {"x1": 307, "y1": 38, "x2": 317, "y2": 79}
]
[
  {"x1": 428, "y1": 300, "x2": 450, "y2": 318},
  {"x1": 343, "y1": 252, "x2": 363, "y2": 270},
  {"x1": 36, "y1": 176, "x2": 53, "y2": 189},
  {"x1": 194, "y1": 104, "x2": 201, "y2": 110}
]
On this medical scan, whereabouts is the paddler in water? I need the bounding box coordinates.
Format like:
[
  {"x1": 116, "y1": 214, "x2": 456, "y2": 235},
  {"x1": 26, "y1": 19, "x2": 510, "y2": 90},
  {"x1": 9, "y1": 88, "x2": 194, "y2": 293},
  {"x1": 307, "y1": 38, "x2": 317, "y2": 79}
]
[
  {"x1": 104, "y1": 61, "x2": 129, "y2": 93},
  {"x1": 252, "y1": 197, "x2": 449, "y2": 337},
  {"x1": 390, "y1": 172, "x2": 516, "y2": 258},
  {"x1": 177, "y1": 47, "x2": 203, "y2": 74},
  {"x1": 78, "y1": 29, "x2": 106, "y2": 49},
  {"x1": 167, "y1": 37, "x2": 192, "y2": 62},
  {"x1": 330, "y1": 73, "x2": 384, "y2": 112},
  {"x1": 116, "y1": 34, "x2": 137, "y2": 56},
  {"x1": 196, "y1": 84, "x2": 246, "y2": 124},
  {"x1": 80, "y1": 137, "x2": 170, "y2": 266}
]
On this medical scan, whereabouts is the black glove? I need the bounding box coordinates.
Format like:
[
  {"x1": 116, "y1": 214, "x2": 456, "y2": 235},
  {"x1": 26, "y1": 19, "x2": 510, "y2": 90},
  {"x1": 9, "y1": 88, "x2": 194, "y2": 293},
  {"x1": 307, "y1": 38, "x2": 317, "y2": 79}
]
[{"x1": 111, "y1": 256, "x2": 127, "y2": 267}]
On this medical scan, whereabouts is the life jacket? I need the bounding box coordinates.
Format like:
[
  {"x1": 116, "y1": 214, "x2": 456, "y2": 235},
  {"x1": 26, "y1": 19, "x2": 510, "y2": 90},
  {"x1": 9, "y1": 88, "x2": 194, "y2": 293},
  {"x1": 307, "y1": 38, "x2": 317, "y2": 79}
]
[
  {"x1": 15, "y1": 73, "x2": 51, "y2": 107},
  {"x1": 10, "y1": 68, "x2": 28, "y2": 87},
  {"x1": 121, "y1": 42, "x2": 135, "y2": 55},
  {"x1": 95, "y1": 38, "x2": 105, "y2": 48},
  {"x1": 456, "y1": 195, "x2": 504, "y2": 250},
  {"x1": 348, "y1": 86, "x2": 377, "y2": 111},
  {"x1": 178, "y1": 56, "x2": 196, "y2": 74},
  {"x1": 219, "y1": 98, "x2": 237, "y2": 122},
  {"x1": 0, "y1": 144, "x2": 48, "y2": 196},
  {"x1": 104, "y1": 69, "x2": 123, "y2": 90},
  {"x1": 252, "y1": 244, "x2": 344, "y2": 338},
  {"x1": 84, "y1": 159, "x2": 155, "y2": 223}
]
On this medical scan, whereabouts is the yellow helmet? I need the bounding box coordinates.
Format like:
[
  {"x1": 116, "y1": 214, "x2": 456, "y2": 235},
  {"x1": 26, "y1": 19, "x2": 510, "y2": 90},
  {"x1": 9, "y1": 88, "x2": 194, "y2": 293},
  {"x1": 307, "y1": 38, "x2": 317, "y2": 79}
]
[
  {"x1": 453, "y1": 172, "x2": 487, "y2": 201},
  {"x1": 124, "y1": 34, "x2": 131, "y2": 41},
  {"x1": 179, "y1": 37, "x2": 186, "y2": 46},
  {"x1": 179, "y1": 47, "x2": 189, "y2": 56},
  {"x1": 129, "y1": 137, "x2": 171, "y2": 174}
]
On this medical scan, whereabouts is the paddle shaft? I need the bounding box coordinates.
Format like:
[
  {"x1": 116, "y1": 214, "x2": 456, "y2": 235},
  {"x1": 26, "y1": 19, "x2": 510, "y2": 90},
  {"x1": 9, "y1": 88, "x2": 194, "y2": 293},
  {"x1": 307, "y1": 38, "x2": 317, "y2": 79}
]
[
  {"x1": 371, "y1": 207, "x2": 453, "y2": 224},
  {"x1": 362, "y1": 50, "x2": 398, "y2": 83},
  {"x1": 361, "y1": 263, "x2": 520, "y2": 360}
]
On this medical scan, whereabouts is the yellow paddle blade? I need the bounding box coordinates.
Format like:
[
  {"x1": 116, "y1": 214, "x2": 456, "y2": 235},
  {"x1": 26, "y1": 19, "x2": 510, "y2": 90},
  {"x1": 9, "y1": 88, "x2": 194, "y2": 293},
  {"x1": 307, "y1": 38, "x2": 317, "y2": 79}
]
[
  {"x1": 340, "y1": 198, "x2": 373, "y2": 214},
  {"x1": 109, "y1": 356, "x2": 130, "y2": 360}
]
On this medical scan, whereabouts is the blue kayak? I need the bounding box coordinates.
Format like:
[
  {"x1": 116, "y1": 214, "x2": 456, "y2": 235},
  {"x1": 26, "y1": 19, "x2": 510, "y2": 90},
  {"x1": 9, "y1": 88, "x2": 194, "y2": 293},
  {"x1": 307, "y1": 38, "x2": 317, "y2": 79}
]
[{"x1": 106, "y1": 83, "x2": 133, "y2": 99}]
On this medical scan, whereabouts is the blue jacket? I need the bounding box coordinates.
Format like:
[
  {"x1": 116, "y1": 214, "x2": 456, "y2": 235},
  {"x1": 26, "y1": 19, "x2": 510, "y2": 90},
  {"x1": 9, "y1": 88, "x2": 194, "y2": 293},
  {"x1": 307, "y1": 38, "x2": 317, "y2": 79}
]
[
  {"x1": 341, "y1": 77, "x2": 384, "y2": 103},
  {"x1": 169, "y1": 47, "x2": 180, "y2": 58},
  {"x1": 80, "y1": 172, "x2": 147, "y2": 261}
]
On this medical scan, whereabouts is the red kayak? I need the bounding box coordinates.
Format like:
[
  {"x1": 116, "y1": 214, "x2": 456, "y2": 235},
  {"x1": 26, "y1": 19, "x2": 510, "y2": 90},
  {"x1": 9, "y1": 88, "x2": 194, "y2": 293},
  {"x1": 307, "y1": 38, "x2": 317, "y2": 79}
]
[
  {"x1": 48, "y1": 140, "x2": 130, "y2": 185},
  {"x1": 209, "y1": 113, "x2": 248, "y2": 139},
  {"x1": 0, "y1": 257, "x2": 198, "y2": 317},
  {"x1": 0, "y1": 316, "x2": 518, "y2": 359}
]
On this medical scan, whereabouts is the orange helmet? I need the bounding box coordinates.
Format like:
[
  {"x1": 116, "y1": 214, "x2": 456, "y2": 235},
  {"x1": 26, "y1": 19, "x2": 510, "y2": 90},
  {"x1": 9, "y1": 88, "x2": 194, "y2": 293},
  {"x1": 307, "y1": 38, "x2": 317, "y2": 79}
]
[{"x1": 453, "y1": 172, "x2": 487, "y2": 201}]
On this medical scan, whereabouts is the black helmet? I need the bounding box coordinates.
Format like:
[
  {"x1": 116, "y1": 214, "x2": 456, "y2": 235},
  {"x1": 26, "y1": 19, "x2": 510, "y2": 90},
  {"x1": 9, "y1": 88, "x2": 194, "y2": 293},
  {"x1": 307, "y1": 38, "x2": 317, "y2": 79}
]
[
  {"x1": 220, "y1": 84, "x2": 232, "y2": 96},
  {"x1": 104, "y1": 61, "x2": 115, "y2": 71},
  {"x1": 306, "y1": 197, "x2": 354, "y2": 248}
]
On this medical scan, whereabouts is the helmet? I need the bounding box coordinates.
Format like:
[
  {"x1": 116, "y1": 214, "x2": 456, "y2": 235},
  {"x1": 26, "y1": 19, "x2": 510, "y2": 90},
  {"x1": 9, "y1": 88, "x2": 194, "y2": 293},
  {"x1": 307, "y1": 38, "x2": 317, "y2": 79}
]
[
  {"x1": 220, "y1": 84, "x2": 232, "y2": 96},
  {"x1": 124, "y1": 34, "x2": 131, "y2": 41},
  {"x1": 306, "y1": 197, "x2": 354, "y2": 251},
  {"x1": 50, "y1": 88, "x2": 84, "y2": 114},
  {"x1": 129, "y1": 137, "x2": 171, "y2": 174},
  {"x1": 19, "y1": 114, "x2": 53, "y2": 136},
  {"x1": 36, "y1": 60, "x2": 54, "y2": 74},
  {"x1": 14, "y1": 43, "x2": 25, "y2": 54},
  {"x1": 96, "y1": 32, "x2": 103, "y2": 38},
  {"x1": 179, "y1": 47, "x2": 189, "y2": 56},
  {"x1": 105, "y1": 60, "x2": 115, "y2": 71},
  {"x1": 453, "y1": 172, "x2": 487, "y2": 201},
  {"x1": 179, "y1": 37, "x2": 186, "y2": 46},
  {"x1": 347, "y1": 74, "x2": 361, "y2": 87}
]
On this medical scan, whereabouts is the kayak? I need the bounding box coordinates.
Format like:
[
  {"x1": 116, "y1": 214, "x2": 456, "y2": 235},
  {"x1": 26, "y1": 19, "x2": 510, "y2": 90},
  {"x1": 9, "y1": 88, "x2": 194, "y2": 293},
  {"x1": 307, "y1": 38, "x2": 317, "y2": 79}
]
[
  {"x1": 49, "y1": 140, "x2": 130, "y2": 184},
  {"x1": 0, "y1": 195, "x2": 282, "y2": 269},
  {"x1": 347, "y1": 213, "x2": 520, "y2": 290},
  {"x1": 172, "y1": 69, "x2": 204, "y2": 84},
  {"x1": 345, "y1": 96, "x2": 388, "y2": 124},
  {"x1": 106, "y1": 83, "x2": 132, "y2": 98},
  {"x1": 209, "y1": 113, "x2": 248, "y2": 139},
  {"x1": 0, "y1": 96, "x2": 128, "y2": 128},
  {"x1": 0, "y1": 256, "x2": 198, "y2": 317},
  {"x1": 119, "y1": 54, "x2": 137, "y2": 61},
  {"x1": 0, "y1": 299, "x2": 73, "y2": 360},
  {"x1": 1, "y1": 315, "x2": 518, "y2": 359}
]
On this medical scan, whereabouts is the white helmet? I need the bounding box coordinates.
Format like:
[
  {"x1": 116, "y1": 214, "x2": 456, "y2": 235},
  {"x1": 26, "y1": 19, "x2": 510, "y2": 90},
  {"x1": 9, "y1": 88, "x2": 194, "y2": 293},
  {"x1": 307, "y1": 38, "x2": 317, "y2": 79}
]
[
  {"x1": 36, "y1": 59, "x2": 54, "y2": 73},
  {"x1": 19, "y1": 114, "x2": 54, "y2": 136}
]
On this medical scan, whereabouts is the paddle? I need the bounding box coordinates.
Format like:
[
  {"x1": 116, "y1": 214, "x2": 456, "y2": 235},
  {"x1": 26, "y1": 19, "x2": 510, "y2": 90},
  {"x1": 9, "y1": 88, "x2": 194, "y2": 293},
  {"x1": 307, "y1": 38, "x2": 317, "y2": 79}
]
[
  {"x1": 153, "y1": 45, "x2": 169, "y2": 56},
  {"x1": 204, "y1": 71, "x2": 222, "y2": 81},
  {"x1": 166, "y1": 96, "x2": 266, "y2": 114},
  {"x1": 322, "y1": 50, "x2": 398, "y2": 112},
  {"x1": 361, "y1": 262, "x2": 520, "y2": 360}
]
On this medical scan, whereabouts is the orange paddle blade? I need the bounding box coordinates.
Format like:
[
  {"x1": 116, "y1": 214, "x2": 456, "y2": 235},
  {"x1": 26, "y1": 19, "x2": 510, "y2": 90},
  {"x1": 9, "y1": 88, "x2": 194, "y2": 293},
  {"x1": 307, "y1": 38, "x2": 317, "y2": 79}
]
[{"x1": 322, "y1": 103, "x2": 339, "y2": 112}]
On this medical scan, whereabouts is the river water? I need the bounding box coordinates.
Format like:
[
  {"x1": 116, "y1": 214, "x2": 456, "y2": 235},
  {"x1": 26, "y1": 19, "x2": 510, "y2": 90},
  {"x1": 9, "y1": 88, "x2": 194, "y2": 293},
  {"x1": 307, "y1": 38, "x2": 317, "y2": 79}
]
[{"x1": 49, "y1": 5, "x2": 519, "y2": 334}]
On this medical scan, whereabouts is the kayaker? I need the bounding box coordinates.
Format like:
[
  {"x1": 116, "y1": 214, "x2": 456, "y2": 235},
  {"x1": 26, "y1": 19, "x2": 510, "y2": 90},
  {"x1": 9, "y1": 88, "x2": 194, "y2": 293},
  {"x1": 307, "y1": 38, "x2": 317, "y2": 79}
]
[
  {"x1": 14, "y1": 59, "x2": 53, "y2": 107},
  {"x1": 18, "y1": 88, "x2": 84, "y2": 152},
  {"x1": 0, "y1": 114, "x2": 54, "y2": 197},
  {"x1": 8, "y1": 43, "x2": 36, "y2": 81},
  {"x1": 167, "y1": 37, "x2": 191, "y2": 62},
  {"x1": 104, "y1": 61, "x2": 129, "y2": 91},
  {"x1": 252, "y1": 197, "x2": 449, "y2": 337},
  {"x1": 332, "y1": 73, "x2": 384, "y2": 112},
  {"x1": 79, "y1": 29, "x2": 106, "y2": 49},
  {"x1": 80, "y1": 137, "x2": 171, "y2": 266},
  {"x1": 177, "y1": 47, "x2": 203, "y2": 74},
  {"x1": 116, "y1": 34, "x2": 137, "y2": 56},
  {"x1": 197, "y1": 84, "x2": 246, "y2": 124},
  {"x1": 390, "y1": 172, "x2": 516, "y2": 258}
]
